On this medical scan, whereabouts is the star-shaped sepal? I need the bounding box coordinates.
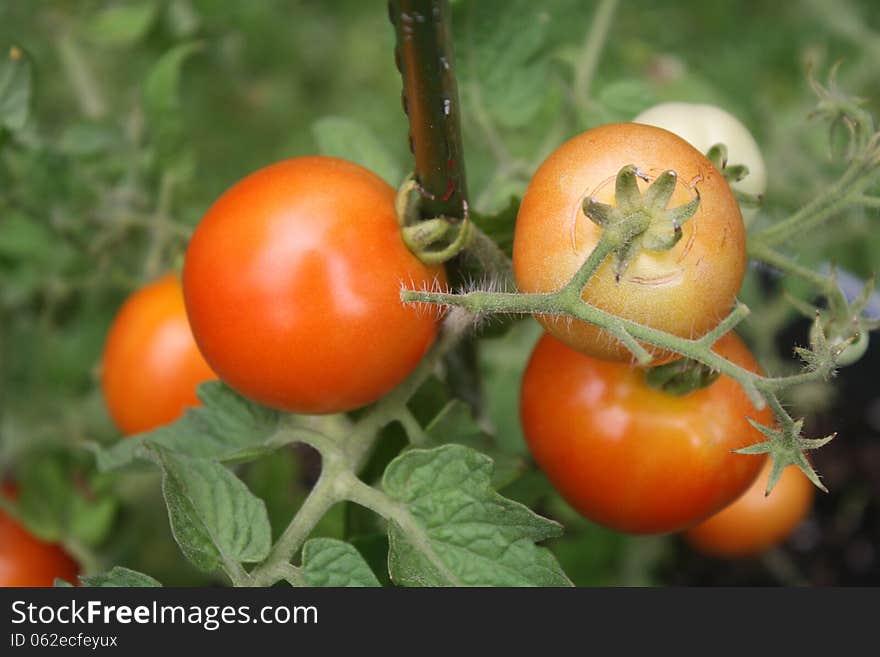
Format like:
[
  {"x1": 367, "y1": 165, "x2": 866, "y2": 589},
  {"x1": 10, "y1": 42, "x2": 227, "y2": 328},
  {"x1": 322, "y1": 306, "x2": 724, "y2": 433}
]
[
  {"x1": 734, "y1": 417, "x2": 834, "y2": 494},
  {"x1": 582, "y1": 165, "x2": 700, "y2": 281}
]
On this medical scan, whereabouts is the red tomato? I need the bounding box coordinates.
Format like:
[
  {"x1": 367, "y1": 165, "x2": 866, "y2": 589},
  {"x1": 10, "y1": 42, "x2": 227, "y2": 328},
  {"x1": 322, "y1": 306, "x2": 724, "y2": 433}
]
[
  {"x1": 684, "y1": 459, "x2": 815, "y2": 558},
  {"x1": 513, "y1": 123, "x2": 746, "y2": 362},
  {"x1": 101, "y1": 274, "x2": 216, "y2": 435},
  {"x1": 520, "y1": 332, "x2": 769, "y2": 534},
  {"x1": 0, "y1": 486, "x2": 79, "y2": 587},
  {"x1": 182, "y1": 156, "x2": 445, "y2": 414}
]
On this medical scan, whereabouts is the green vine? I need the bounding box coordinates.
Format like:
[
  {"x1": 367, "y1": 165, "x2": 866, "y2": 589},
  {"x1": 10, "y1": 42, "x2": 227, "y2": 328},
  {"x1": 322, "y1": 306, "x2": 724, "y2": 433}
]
[{"x1": 400, "y1": 105, "x2": 880, "y2": 493}]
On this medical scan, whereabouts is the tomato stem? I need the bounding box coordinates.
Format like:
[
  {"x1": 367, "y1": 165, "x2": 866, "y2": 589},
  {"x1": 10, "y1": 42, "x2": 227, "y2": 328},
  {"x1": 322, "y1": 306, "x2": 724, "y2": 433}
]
[
  {"x1": 748, "y1": 135, "x2": 880, "y2": 247},
  {"x1": 399, "y1": 217, "x2": 860, "y2": 492},
  {"x1": 390, "y1": 0, "x2": 469, "y2": 221},
  {"x1": 245, "y1": 311, "x2": 472, "y2": 587},
  {"x1": 572, "y1": 0, "x2": 620, "y2": 111}
]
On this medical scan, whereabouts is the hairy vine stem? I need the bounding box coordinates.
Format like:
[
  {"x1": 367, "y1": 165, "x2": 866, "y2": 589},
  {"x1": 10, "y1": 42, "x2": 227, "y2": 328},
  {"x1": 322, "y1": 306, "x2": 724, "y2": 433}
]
[
  {"x1": 399, "y1": 163, "x2": 880, "y2": 493},
  {"x1": 244, "y1": 313, "x2": 471, "y2": 587}
]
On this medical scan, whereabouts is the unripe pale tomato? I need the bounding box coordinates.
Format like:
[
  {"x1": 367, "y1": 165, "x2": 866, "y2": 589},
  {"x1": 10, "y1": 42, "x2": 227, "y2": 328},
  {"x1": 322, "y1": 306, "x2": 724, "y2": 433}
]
[
  {"x1": 520, "y1": 331, "x2": 769, "y2": 534},
  {"x1": 0, "y1": 486, "x2": 79, "y2": 587},
  {"x1": 684, "y1": 459, "x2": 815, "y2": 558},
  {"x1": 183, "y1": 156, "x2": 445, "y2": 414},
  {"x1": 513, "y1": 123, "x2": 746, "y2": 362},
  {"x1": 101, "y1": 274, "x2": 216, "y2": 436},
  {"x1": 633, "y1": 102, "x2": 767, "y2": 204}
]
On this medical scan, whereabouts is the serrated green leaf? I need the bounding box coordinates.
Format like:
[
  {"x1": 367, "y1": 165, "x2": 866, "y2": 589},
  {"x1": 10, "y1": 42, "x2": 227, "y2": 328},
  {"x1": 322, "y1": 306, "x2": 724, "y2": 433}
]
[
  {"x1": 0, "y1": 45, "x2": 32, "y2": 132},
  {"x1": 84, "y1": 2, "x2": 158, "y2": 47},
  {"x1": 312, "y1": 116, "x2": 402, "y2": 185},
  {"x1": 80, "y1": 567, "x2": 162, "y2": 587},
  {"x1": 455, "y1": 0, "x2": 551, "y2": 128},
  {"x1": 301, "y1": 538, "x2": 380, "y2": 587},
  {"x1": 425, "y1": 400, "x2": 525, "y2": 489},
  {"x1": 54, "y1": 578, "x2": 75, "y2": 588},
  {"x1": 382, "y1": 444, "x2": 571, "y2": 586},
  {"x1": 90, "y1": 381, "x2": 283, "y2": 471},
  {"x1": 153, "y1": 447, "x2": 271, "y2": 573}
]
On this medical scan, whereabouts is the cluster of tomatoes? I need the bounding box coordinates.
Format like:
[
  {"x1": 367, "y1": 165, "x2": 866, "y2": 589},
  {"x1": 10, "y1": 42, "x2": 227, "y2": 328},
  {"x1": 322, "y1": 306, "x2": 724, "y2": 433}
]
[
  {"x1": 2, "y1": 104, "x2": 814, "y2": 586},
  {"x1": 516, "y1": 105, "x2": 813, "y2": 555}
]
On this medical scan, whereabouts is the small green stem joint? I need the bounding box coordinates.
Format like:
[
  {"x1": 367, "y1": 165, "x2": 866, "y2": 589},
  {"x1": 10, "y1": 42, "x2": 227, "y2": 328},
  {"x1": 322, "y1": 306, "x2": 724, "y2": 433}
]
[
  {"x1": 704, "y1": 142, "x2": 762, "y2": 210},
  {"x1": 705, "y1": 142, "x2": 751, "y2": 184},
  {"x1": 396, "y1": 174, "x2": 473, "y2": 265},
  {"x1": 583, "y1": 164, "x2": 700, "y2": 281},
  {"x1": 786, "y1": 268, "x2": 880, "y2": 368},
  {"x1": 644, "y1": 357, "x2": 721, "y2": 396}
]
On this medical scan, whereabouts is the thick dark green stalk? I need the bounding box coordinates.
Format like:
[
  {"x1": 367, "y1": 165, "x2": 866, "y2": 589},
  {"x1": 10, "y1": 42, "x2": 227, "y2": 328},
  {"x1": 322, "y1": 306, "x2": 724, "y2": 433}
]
[{"x1": 389, "y1": 0, "x2": 468, "y2": 220}]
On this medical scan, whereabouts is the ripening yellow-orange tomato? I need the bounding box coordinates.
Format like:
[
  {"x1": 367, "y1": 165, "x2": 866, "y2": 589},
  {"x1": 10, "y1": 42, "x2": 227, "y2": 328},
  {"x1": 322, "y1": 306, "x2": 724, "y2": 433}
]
[{"x1": 513, "y1": 123, "x2": 746, "y2": 362}]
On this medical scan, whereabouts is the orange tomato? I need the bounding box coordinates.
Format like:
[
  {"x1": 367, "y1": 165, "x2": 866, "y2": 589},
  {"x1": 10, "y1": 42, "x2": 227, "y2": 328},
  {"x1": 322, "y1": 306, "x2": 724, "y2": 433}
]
[
  {"x1": 101, "y1": 274, "x2": 216, "y2": 435},
  {"x1": 183, "y1": 156, "x2": 445, "y2": 414},
  {"x1": 520, "y1": 332, "x2": 769, "y2": 534},
  {"x1": 0, "y1": 486, "x2": 79, "y2": 587},
  {"x1": 513, "y1": 123, "x2": 746, "y2": 362},
  {"x1": 684, "y1": 459, "x2": 815, "y2": 558}
]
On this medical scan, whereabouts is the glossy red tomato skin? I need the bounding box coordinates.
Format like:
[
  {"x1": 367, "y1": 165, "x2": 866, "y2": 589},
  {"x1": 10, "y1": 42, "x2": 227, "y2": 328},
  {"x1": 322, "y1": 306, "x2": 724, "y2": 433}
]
[
  {"x1": 684, "y1": 459, "x2": 815, "y2": 558},
  {"x1": 101, "y1": 274, "x2": 217, "y2": 436},
  {"x1": 520, "y1": 332, "x2": 770, "y2": 534},
  {"x1": 182, "y1": 156, "x2": 446, "y2": 414},
  {"x1": 0, "y1": 486, "x2": 79, "y2": 587},
  {"x1": 513, "y1": 122, "x2": 746, "y2": 362}
]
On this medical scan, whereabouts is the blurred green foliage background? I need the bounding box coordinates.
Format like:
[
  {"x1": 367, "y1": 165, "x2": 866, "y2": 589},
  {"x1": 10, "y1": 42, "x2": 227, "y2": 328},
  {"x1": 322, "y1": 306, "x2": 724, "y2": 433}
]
[{"x1": 1, "y1": 0, "x2": 878, "y2": 586}]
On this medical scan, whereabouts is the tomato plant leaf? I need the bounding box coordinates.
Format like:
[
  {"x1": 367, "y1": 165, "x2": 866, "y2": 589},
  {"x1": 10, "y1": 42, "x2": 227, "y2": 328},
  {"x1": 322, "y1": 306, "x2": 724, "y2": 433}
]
[
  {"x1": 471, "y1": 196, "x2": 518, "y2": 257},
  {"x1": 152, "y1": 447, "x2": 271, "y2": 573},
  {"x1": 79, "y1": 567, "x2": 163, "y2": 587},
  {"x1": 301, "y1": 538, "x2": 380, "y2": 587},
  {"x1": 0, "y1": 45, "x2": 32, "y2": 132},
  {"x1": 90, "y1": 382, "x2": 284, "y2": 470},
  {"x1": 597, "y1": 79, "x2": 657, "y2": 122},
  {"x1": 83, "y1": 2, "x2": 159, "y2": 48},
  {"x1": 454, "y1": 0, "x2": 551, "y2": 128},
  {"x1": 424, "y1": 400, "x2": 526, "y2": 489},
  {"x1": 382, "y1": 444, "x2": 571, "y2": 586},
  {"x1": 143, "y1": 41, "x2": 202, "y2": 175},
  {"x1": 312, "y1": 116, "x2": 403, "y2": 186},
  {"x1": 15, "y1": 451, "x2": 118, "y2": 547}
]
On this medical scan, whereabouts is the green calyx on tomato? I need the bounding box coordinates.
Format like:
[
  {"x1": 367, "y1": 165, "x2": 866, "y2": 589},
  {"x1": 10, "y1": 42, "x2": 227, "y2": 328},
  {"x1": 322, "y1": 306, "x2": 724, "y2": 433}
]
[
  {"x1": 705, "y1": 142, "x2": 750, "y2": 185},
  {"x1": 704, "y1": 142, "x2": 762, "y2": 210},
  {"x1": 643, "y1": 356, "x2": 721, "y2": 396},
  {"x1": 632, "y1": 102, "x2": 767, "y2": 222},
  {"x1": 583, "y1": 164, "x2": 700, "y2": 281}
]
